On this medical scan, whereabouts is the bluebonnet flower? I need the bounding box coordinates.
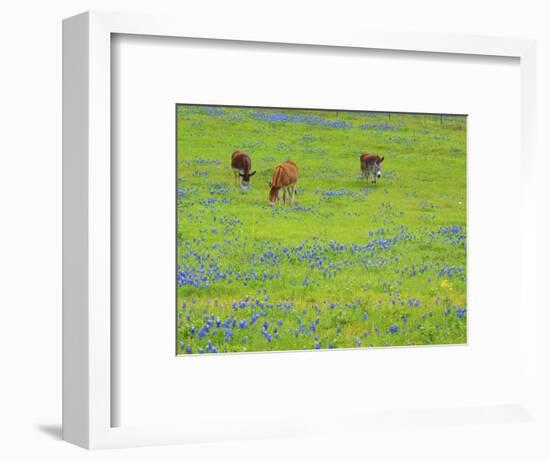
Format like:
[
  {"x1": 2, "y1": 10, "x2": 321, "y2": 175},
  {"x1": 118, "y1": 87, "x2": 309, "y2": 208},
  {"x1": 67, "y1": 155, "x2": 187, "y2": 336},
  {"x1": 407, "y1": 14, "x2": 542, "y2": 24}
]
[
  {"x1": 390, "y1": 324, "x2": 399, "y2": 334},
  {"x1": 407, "y1": 298, "x2": 420, "y2": 308},
  {"x1": 360, "y1": 123, "x2": 398, "y2": 131},
  {"x1": 314, "y1": 343, "x2": 321, "y2": 349}
]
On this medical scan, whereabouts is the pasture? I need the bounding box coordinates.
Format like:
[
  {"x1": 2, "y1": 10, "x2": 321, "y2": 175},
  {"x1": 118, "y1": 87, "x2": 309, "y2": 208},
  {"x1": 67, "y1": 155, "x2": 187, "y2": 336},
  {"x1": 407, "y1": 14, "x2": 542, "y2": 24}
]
[{"x1": 176, "y1": 105, "x2": 467, "y2": 354}]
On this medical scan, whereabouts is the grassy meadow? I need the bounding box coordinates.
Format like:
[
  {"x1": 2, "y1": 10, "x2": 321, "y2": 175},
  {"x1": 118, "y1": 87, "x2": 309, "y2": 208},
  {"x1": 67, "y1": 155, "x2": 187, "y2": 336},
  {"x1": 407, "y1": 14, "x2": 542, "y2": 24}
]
[{"x1": 176, "y1": 105, "x2": 467, "y2": 354}]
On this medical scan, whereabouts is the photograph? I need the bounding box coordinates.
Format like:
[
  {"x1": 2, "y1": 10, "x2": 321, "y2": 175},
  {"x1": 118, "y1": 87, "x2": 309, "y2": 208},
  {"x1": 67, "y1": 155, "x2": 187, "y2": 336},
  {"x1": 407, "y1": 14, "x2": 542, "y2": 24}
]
[{"x1": 176, "y1": 104, "x2": 467, "y2": 354}]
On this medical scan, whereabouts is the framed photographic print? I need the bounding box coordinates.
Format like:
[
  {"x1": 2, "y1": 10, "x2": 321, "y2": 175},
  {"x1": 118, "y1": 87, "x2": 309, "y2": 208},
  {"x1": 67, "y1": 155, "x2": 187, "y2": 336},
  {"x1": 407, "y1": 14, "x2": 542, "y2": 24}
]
[{"x1": 63, "y1": 11, "x2": 538, "y2": 449}]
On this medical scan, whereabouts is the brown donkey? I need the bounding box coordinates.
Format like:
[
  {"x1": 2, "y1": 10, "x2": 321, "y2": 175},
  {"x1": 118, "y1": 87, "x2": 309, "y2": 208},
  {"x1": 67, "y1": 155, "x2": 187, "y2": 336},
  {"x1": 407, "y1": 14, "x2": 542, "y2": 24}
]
[
  {"x1": 269, "y1": 160, "x2": 299, "y2": 206},
  {"x1": 360, "y1": 153, "x2": 385, "y2": 184},
  {"x1": 231, "y1": 150, "x2": 256, "y2": 187}
]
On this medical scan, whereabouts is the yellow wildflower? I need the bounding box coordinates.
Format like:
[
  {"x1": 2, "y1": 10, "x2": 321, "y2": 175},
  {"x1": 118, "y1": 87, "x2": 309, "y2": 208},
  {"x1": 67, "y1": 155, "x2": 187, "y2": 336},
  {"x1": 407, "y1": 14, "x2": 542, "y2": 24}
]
[{"x1": 440, "y1": 279, "x2": 453, "y2": 291}]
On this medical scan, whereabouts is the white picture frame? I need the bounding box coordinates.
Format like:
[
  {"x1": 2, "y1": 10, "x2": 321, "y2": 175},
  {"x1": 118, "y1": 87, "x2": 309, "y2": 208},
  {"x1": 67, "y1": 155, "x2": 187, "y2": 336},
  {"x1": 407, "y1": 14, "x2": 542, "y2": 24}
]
[{"x1": 62, "y1": 10, "x2": 538, "y2": 449}]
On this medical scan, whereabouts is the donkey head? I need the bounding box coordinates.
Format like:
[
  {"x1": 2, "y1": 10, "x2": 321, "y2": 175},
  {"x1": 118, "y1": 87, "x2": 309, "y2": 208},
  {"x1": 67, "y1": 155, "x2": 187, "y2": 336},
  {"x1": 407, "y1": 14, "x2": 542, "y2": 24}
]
[
  {"x1": 268, "y1": 182, "x2": 278, "y2": 206},
  {"x1": 373, "y1": 156, "x2": 384, "y2": 179},
  {"x1": 239, "y1": 170, "x2": 256, "y2": 186}
]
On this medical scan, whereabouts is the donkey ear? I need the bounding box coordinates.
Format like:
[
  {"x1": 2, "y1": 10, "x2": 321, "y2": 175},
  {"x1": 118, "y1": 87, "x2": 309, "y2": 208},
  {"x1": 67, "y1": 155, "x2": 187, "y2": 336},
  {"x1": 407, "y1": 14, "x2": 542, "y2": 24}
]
[
  {"x1": 379, "y1": 157, "x2": 385, "y2": 162},
  {"x1": 249, "y1": 171, "x2": 256, "y2": 177},
  {"x1": 239, "y1": 173, "x2": 245, "y2": 177}
]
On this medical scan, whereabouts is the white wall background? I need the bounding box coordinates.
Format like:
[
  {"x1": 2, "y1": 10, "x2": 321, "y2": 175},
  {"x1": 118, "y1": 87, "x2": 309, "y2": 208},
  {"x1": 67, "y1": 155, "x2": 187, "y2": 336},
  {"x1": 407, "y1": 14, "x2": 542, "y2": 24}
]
[{"x1": 0, "y1": 0, "x2": 548, "y2": 459}]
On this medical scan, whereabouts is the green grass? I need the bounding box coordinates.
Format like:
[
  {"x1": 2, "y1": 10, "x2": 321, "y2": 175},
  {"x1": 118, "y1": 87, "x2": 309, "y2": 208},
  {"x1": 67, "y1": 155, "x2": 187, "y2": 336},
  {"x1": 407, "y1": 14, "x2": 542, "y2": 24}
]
[{"x1": 176, "y1": 105, "x2": 467, "y2": 354}]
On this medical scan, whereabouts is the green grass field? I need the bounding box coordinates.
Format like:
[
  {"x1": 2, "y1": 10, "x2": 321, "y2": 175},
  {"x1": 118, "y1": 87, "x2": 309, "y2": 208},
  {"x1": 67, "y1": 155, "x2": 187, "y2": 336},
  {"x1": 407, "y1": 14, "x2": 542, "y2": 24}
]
[{"x1": 176, "y1": 105, "x2": 467, "y2": 354}]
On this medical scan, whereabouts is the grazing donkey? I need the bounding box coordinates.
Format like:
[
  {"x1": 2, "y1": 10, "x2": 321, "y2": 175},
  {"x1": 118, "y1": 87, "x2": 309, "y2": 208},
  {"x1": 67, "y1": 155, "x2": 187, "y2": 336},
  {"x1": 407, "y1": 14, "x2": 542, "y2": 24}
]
[
  {"x1": 269, "y1": 160, "x2": 299, "y2": 207},
  {"x1": 231, "y1": 150, "x2": 256, "y2": 187},
  {"x1": 360, "y1": 153, "x2": 385, "y2": 184}
]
